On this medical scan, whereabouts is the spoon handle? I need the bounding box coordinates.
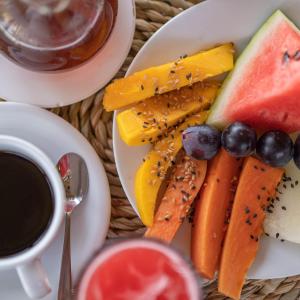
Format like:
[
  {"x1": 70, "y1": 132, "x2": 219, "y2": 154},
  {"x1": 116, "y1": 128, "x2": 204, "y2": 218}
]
[{"x1": 58, "y1": 213, "x2": 72, "y2": 300}]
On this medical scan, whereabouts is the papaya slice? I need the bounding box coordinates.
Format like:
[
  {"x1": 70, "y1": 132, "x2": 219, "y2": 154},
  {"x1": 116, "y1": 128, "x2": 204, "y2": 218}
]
[
  {"x1": 145, "y1": 156, "x2": 207, "y2": 243},
  {"x1": 191, "y1": 149, "x2": 243, "y2": 280},
  {"x1": 117, "y1": 82, "x2": 218, "y2": 146},
  {"x1": 135, "y1": 112, "x2": 209, "y2": 227},
  {"x1": 218, "y1": 156, "x2": 284, "y2": 300},
  {"x1": 104, "y1": 44, "x2": 234, "y2": 111}
]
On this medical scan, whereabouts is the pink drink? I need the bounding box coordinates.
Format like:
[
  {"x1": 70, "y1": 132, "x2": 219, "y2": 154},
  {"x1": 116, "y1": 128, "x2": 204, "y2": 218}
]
[{"x1": 78, "y1": 239, "x2": 202, "y2": 300}]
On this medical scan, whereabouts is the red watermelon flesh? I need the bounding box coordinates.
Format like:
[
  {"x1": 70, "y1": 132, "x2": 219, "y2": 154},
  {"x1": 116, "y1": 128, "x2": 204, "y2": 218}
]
[
  {"x1": 207, "y1": 10, "x2": 300, "y2": 133},
  {"x1": 78, "y1": 239, "x2": 201, "y2": 300}
]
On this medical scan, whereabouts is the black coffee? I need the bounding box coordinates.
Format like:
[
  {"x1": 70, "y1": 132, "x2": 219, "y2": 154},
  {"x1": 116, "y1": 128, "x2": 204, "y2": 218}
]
[{"x1": 0, "y1": 152, "x2": 53, "y2": 257}]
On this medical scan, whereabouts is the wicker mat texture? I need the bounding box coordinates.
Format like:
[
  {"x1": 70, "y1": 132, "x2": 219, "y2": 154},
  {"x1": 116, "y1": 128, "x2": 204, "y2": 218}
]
[{"x1": 50, "y1": 1, "x2": 300, "y2": 299}]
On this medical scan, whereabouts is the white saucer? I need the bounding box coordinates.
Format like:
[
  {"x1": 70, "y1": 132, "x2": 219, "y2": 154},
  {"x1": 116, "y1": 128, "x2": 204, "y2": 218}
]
[
  {"x1": 0, "y1": 0, "x2": 135, "y2": 108},
  {"x1": 114, "y1": 0, "x2": 300, "y2": 279},
  {"x1": 0, "y1": 102, "x2": 111, "y2": 299}
]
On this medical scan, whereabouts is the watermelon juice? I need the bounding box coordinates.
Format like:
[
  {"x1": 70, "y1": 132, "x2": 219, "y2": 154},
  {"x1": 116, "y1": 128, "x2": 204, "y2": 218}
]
[{"x1": 78, "y1": 239, "x2": 202, "y2": 300}]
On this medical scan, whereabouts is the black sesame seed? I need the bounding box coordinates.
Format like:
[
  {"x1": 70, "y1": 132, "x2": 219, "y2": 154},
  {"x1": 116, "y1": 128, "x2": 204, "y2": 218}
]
[
  {"x1": 181, "y1": 190, "x2": 189, "y2": 196},
  {"x1": 245, "y1": 207, "x2": 250, "y2": 214},
  {"x1": 276, "y1": 233, "x2": 280, "y2": 238},
  {"x1": 257, "y1": 195, "x2": 261, "y2": 200},
  {"x1": 261, "y1": 168, "x2": 266, "y2": 172},
  {"x1": 296, "y1": 180, "x2": 299, "y2": 186},
  {"x1": 137, "y1": 112, "x2": 142, "y2": 115},
  {"x1": 267, "y1": 208, "x2": 273, "y2": 213},
  {"x1": 216, "y1": 178, "x2": 220, "y2": 183},
  {"x1": 283, "y1": 51, "x2": 290, "y2": 63},
  {"x1": 283, "y1": 184, "x2": 287, "y2": 189},
  {"x1": 280, "y1": 239, "x2": 285, "y2": 242},
  {"x1": 281, "y1": 206, "x2": 287, "y2": 210},
  {"x1": 265, "y1": 233, "x2": 270, "y2": 237},
  {"x1": 261, "y1": 186, "x2": 266, "y2": 191},
  {"x1": 141, "y1": 139, "x2": 145, "y2": 143},
  {"x1": 170, "y1": 70, "x2": 175, "y2": 74},
  {"x1": 255, "y1": 237, "x2": 259, "y2": 242},
  {"x1": 250, "y1": 235, "x2": 254, "y2": 240},
  {"x1": 186, "y1": 73, "x2": 192, "y2": 80},
  {"x1": 141, "y1": 84, "x2": 144, "y2": 90},
  {"x1": 291, "y1": 183, "x2": 295, "y2": 188},
  {"x1": 294, "y1": 50, "x2": 300, "y2": 60},
  {"x1": 253, "y1": 213, "x2": 257, "y2": 218},
  {"x1": 254, "y1": 165, "x2": 258, "y2": 170},
  {"x1": 182, "y1": 196, "x2": 188, "y2": 203}
]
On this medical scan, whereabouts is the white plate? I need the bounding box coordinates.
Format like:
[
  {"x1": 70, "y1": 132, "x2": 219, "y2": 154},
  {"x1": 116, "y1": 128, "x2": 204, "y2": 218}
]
[
  {"x1": 0, "y1": 102, "x2": 111, "y2": 299},
  {"x1": 0, "y1": 0, "x2": 135, "y2": 108},
  {"x1": 113, "y1": 0, "x2": 300, "y2": 279}
]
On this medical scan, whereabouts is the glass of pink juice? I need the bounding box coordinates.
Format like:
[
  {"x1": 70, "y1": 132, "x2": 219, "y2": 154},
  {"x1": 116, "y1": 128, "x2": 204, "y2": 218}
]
[{"x1": 78, "y1": 239, "x2": 202, "y2": 300}]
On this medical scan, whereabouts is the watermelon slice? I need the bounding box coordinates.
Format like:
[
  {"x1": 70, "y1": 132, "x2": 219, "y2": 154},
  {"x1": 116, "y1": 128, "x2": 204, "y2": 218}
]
[{"x1": 207, "y1": 10, "x2": 300, "y2": 133}]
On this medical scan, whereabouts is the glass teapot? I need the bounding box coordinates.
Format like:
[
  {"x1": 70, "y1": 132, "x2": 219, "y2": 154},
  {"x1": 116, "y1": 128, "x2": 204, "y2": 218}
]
[{"x1": 0, "y1": 0, "x2": 117, "y2": 71}]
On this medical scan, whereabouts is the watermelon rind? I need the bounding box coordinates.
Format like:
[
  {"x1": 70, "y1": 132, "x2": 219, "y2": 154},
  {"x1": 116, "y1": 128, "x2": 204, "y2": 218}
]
[{"x1": 206, "y1": 10, "x2": 300, "y2": 128}]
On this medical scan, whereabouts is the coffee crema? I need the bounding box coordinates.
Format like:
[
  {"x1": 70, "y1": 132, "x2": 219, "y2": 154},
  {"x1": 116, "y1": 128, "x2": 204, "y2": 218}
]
[{"x1": 0, "y1": 152, "x2": 53, "y2": 257}]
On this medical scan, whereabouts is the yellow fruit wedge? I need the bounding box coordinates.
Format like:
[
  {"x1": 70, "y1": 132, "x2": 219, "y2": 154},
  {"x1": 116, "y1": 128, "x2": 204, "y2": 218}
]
[
  {"x1": 104, "y1": 44, "x2": 234, "y2": 111},
  {"x1": 117, "y1": 82, "x2": 219, "y2": 146},
  {"x1": 135, "y1": 112, "x2": 209, "y2": 227}
]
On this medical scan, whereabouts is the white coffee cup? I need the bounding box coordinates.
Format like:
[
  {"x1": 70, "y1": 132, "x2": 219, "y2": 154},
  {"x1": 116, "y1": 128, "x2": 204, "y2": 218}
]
[{"x1": 0, "y1": 135, "x2": 65, "y2": 299}]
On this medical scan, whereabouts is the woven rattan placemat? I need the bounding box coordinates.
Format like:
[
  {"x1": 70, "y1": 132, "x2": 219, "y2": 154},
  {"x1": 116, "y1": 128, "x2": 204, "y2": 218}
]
[{"x1": 51, "y1": 1, "x2": 300, "y2": 299}]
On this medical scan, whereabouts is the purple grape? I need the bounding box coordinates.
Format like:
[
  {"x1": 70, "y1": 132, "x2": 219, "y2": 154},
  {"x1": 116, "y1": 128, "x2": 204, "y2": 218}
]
[
  {"x1": 221, "y1": 122, "x2": 256, "y2": 157},
  {"x1": 293, "y1": 134, "x2": 300, "y2": 169},
  {"x1": 256, "y1": 130, "x2": 293, "y2": 167},
  {"x1": 182, "y1": 125, "x2": 221, "y2": 160}
]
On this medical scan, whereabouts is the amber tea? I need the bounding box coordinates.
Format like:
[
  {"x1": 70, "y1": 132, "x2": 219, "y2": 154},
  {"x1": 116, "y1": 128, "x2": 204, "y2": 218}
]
[{"x1": 0, "y1": 0, "x2": 118, "y2": 71}]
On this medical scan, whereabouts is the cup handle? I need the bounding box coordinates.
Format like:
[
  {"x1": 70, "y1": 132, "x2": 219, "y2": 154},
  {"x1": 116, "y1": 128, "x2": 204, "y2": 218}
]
[{"x1": 17, "y1": 258, "x2": 51, "y2": 299}]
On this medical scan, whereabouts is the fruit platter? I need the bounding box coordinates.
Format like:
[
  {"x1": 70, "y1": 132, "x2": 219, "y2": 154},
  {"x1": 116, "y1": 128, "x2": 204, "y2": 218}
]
[{"x1": 107, "y1": 2, "x2": 300, "y2": 300}]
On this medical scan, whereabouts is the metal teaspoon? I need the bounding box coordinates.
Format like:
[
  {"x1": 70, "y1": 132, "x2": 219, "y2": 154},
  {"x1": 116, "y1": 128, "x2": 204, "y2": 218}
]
[{"x1": 57, "y1": 153, "x2": 89, "y2": 300}]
